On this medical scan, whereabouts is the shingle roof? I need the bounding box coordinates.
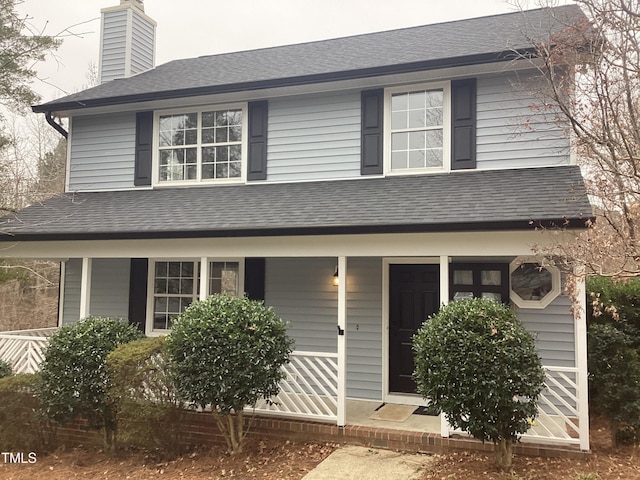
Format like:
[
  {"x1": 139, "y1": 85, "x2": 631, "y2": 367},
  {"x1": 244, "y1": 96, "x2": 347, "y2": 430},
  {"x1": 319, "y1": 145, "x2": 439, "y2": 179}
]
[
  {"x1": 0, "y1": 166, "x2": 592, "y2": 241},
  {"x1": 33, "y1": 5, "x2": 588, "y2": 113}
]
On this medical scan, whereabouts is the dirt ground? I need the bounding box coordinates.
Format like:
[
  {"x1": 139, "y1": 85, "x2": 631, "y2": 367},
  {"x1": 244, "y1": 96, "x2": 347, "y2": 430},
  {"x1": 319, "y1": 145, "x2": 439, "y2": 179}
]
[
  {"x1": 421, "y1": 417, "x2": 640, "y2": 480},
  {"x1": 0, "y1": 417, "x2": 637, "y2": 479}
]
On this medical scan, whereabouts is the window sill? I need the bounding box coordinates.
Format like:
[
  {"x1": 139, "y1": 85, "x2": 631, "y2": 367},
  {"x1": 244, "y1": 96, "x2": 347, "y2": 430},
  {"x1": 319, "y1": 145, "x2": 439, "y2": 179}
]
[
  {"x1": 153, "y1": 178, "x2": 245, "y2": 188},
  {"x1": 385, "y1": 167, "x2": 450, "y2": 176}
]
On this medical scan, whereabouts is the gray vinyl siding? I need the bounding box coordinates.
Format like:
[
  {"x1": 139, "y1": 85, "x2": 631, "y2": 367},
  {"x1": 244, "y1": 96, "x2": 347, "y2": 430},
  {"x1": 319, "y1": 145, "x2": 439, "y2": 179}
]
[
  {"x1": 62, "y1": 259, "x2": 81, "y2": 325},
  {"x1": 100, "y1": 10, "x2": 128, "y2": 83},
  {"x1": 130, "y1": 12, "x2": 154, "y2": 75},
  {"x1": 265, "y1": 258, "x2": 338, "y2": 353},
  {"x1": 89, "y1": 259, "x2": 131, "y2": 319},
  {"x1": 518, "y1": 293, "x2": 575, "y2": 368},
  {"x1": 62, "y1": 259, "x2": 131, "y2": 324},
  {"x1": 346, "y1": 258, "x2": 382, "y2": 401},
  {"x1": 266, "y1": 92, "x2": 361, "y2": 182},
  {"x1": 476, "y1": 73, "x2": 570, "y2": 169},
  {"x1": 265, "y1": 257, "x2": 383, "y2": 401},
  {"x1": 68, "y1": 113, "x2": 136, "y2": 191}
]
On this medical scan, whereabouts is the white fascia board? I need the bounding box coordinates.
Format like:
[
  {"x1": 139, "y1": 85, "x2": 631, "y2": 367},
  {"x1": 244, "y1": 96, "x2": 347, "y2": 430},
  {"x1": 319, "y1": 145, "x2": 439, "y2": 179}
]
[{"x1": 0, "y1": 230, "x2": 573, "y2": 259}]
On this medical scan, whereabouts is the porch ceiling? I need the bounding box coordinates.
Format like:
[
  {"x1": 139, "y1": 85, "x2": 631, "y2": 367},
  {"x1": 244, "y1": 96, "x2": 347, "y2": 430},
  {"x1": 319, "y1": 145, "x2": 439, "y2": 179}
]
[{"x1": 0, "y1": 166, "x2": 592, "y2": 242}]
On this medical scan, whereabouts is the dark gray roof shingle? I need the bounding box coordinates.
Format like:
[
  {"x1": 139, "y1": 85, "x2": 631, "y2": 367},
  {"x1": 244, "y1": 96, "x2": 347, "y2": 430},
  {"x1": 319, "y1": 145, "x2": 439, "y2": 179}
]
[
  {"x1": 34, "y1": 5, "x2": 588, "y2": 113},
  {"x1": 0, "y1": 166, "x2": 592, "y2": 241}
]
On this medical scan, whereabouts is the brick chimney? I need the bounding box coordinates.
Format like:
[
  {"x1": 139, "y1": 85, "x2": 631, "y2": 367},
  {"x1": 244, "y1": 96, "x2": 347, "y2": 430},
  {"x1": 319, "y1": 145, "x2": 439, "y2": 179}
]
[{"x1": 98, "y1": 0, "x2": 156, "y2": 84}]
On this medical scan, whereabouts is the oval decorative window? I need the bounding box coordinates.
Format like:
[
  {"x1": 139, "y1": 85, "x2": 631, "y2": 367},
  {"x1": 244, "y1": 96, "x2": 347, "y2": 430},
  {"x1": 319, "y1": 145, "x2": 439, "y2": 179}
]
[{"x1": 509, "y1": 257, "x2": 561, "y2": 309}]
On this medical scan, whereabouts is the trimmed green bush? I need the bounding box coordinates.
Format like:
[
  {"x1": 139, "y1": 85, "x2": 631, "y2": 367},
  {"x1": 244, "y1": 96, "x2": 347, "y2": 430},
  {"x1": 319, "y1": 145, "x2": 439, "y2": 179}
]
[
  {"x1": 0, "y1": 358, "x2": 12, "y2": 378},
  {"x1": 413, "y1": 298, "x2": 545, "y2": 471},
  {"x1": 107, "y1": 336, "x2": 187, "y2": 455},
  {"x1": 588, "y1": 322, "x2": 640, "y2": 445},
  {"x1": 0, "y1": 373, "x2": 55, "y2": 451},
  {"x1": 38, "y1": 316, "x2": 143, "y2": 451},
  {"x1": 166, "y1": 294, "x2": 294, "y2": 453}
]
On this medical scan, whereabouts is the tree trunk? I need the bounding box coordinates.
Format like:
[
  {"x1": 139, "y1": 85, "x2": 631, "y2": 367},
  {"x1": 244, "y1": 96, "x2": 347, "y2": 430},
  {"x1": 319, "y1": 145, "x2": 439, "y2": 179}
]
[
  {"x1": 103, "y1": 426, "x2": 116, "y2": 453},
  {"x1": 495, "y1": 438, "x2": 514, "y2": 471}
]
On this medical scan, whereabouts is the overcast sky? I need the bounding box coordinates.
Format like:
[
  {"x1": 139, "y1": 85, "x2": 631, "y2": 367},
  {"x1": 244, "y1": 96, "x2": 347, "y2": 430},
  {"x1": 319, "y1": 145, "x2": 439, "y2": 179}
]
[{"x1": 16, "y1": 0, "x2": 573, "y2": 103}]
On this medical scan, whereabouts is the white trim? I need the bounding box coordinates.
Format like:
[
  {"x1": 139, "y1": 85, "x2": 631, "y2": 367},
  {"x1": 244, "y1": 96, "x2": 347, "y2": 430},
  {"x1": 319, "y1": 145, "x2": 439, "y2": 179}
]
[
  {"x1": 337, "y1": 256, "x2": 347, "y2": 426},
  {"x1": 151, "y1": 103, "x2": 248, "y2": 187},
  {"x1": 57, "y1": 261, "x2": 66, "y2": 327},
  {"x1": 199, "y1": 256, "x2": 209, "y2": 301},
  {"x1": 439, "y1": 255, "x2": 451, "y2": 438},
  {"x1": 64, "y1": 117, "x2": 72, "y2": 192},
  {"x1": 509, "y1": 256, "x2": 561, "y2": 309},
  {"x1": 97, "y1": 11, "x2": 105, "y2": 85},
  {"x1": 100, "y1": 3, "x2": 157, "y2": 26},
  {"x1": 574, "y1": 265, "x2": 590, "y2": 451},
  {"x1": 381, "y1": 257, "x2": 440, "y2": 403},
  {"x1": 79, "y1": 258, "x2": 92, "y2": 319},
  {"x1": 145, "y1": 257, "x2": 245, "y2": 336},
  {"x1": 1, "y1": 231, "x2": 560, "y2": 260},
  {"x1": 124, "y1": 8, "x2": 133, "y2": 78},
  {"x1": 383, "y1": 81, "x2": 452, "y2": 176}
]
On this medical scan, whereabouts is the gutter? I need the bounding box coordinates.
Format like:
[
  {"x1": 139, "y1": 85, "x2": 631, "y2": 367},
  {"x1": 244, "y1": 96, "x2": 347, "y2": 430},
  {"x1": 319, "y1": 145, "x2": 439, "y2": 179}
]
[
  {"x1": 45, "y1": 112, "x2": 68, "y2": 138},
  {"x1": 0, "y1": 217, "x2": 595, "y2": 243},
  {"x1": 32, "y1": 49, "x2": 537, "y2": 114}
]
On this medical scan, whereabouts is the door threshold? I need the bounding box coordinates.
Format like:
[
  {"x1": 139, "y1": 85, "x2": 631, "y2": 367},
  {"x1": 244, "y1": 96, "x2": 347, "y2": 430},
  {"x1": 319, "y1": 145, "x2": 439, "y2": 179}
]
[{"x1": 385, "y1": 393, "x2": 427, "y2": 406}]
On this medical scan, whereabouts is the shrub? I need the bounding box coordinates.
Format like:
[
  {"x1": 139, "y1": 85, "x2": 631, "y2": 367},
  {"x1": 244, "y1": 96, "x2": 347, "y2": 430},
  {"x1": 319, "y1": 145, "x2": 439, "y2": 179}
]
[
  {"x1": 587, "y1": 276, "x2": 640, "y2": 344},
  {"x1": 588, "y1": 322, "x2": 640, "y2": 446},
  {"x1": 413, "y1": 298, "x2": 545, "y2": 471},
  {"x1": 38, "y1": 317, "x2": 143, "y2": 451},
  {"x1": 107, "y1": 336, "x2": 187, "y2": 455},
  {"x1": 0, "y1": 373, "x2": 56, "y2": 451},
  {"x1": 166, "y1": 294, "x2": 294, "y2": 453},
  {"x1": 0, "y1": 358, "x2": 12, "y2": 378}
]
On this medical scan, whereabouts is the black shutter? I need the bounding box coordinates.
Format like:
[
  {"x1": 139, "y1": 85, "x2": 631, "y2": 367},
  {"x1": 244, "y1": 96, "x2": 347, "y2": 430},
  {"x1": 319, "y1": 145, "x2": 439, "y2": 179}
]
[
  {"x1": 134, "y1": 111, "x2": 153, "y2": 186},
  {"x1": 244, "y1": 258, "x2": 266, "y2": 301},
  {"x1": 128, "y1": 258, "x2": 148, "y2": 331},
  {"x1": 247, "y1": 101, "x2": 268, "y2": 181},
  {"x1": 361, "y1": 89, "x2": 384, "y2": 175},
  {"x1": 451, "y1": 79, "x2": 477, "y2": 170}
]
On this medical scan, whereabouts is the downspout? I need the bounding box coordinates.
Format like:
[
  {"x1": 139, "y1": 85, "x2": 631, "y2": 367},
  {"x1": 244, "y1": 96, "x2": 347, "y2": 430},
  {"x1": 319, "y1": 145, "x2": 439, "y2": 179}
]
[{"x1": 45, "y1": 111, "x2": 68, "y2": 139}]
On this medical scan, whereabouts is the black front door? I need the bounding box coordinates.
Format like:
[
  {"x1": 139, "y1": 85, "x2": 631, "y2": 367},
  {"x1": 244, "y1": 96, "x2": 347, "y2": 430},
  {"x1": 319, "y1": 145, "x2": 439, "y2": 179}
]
[{"x1": 389, "y1": 264, "x2": 440, "y2": 393}]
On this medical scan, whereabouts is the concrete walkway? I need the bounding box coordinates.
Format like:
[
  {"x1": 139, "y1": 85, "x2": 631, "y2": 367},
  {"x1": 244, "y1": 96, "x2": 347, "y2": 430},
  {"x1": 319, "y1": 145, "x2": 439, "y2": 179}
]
[{"x1": 302, "y1": 445, "x2": 433, "y2": 480}]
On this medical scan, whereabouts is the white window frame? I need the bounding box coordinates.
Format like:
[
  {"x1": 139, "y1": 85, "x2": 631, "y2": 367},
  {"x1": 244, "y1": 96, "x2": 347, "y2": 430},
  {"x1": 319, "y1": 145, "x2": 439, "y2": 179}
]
[
  {"x1": 152, "y1": 103, "x2": 249, "y2": 187},
  {"x1": 146, "y1": 257, "x2": 245, "y2": 335},
  {"x1": 509, "y1": 256, "x2": 561, "y2": 309},
  {"x1": 384, "y1": 81, "x2": 451, "y2": 176}
]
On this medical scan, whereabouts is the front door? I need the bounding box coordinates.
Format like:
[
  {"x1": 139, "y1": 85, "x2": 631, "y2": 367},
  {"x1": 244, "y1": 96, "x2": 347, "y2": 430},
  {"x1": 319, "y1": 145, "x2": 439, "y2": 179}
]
[{"x1": 389, "y1": 264, "x2": 440, "y2": 393}]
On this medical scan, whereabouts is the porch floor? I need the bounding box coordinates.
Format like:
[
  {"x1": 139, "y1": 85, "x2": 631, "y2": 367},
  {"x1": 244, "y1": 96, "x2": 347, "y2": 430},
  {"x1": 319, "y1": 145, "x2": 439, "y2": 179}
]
[{"x1": 347, "y1": 399, "x2": 440, "y2": 434}]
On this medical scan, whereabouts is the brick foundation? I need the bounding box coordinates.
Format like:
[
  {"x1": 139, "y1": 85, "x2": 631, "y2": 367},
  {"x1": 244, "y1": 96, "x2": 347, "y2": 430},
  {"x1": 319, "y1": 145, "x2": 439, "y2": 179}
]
[{"x1": 56, "y1": 411, "x2": 589, "y2": 459}]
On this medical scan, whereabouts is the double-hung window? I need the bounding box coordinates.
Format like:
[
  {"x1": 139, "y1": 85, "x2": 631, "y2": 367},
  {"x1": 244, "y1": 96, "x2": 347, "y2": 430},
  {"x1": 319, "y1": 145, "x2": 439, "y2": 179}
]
[
  {"x1": 149, "y1": 259, "x2": 242, "y2": 332},
  {"x1": 156, "y1": 105, "x2": 247, "y2": 184},
  {"x1": 386, "y1": 82, "x2": 451, "y2": 173}
]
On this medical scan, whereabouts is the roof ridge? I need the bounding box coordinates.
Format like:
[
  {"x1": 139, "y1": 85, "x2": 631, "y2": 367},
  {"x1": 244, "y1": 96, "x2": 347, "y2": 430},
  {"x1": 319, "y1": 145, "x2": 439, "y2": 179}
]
[{"x1": 187, "y1": 4, "x2": 578, "y2": 62}]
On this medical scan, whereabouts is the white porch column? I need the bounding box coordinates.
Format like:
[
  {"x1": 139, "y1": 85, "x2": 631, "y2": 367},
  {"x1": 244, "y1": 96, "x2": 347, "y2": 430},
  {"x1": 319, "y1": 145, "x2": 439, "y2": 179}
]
[
  {"x1": 337, "y1": 256, "x2": 347, "y2": 427},
  {"x1": 199, "y1": 257, "x2": 209, "y2": 301},
  {"x1": 574, "y1": 266, "x2": 590, "y2": 451},
  {"x1": 79, "y1": 257, "x2": 92, "y2": 319},
  {"x1": 439, "y1": 255, "x2": 450, "y2": 438}
]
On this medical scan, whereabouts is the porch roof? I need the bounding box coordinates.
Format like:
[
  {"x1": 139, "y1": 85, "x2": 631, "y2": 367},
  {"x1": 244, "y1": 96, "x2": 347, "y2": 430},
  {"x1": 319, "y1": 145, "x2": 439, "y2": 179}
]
[{"x1": 0, "y1": 166, "x2": 592, "y2": 242}]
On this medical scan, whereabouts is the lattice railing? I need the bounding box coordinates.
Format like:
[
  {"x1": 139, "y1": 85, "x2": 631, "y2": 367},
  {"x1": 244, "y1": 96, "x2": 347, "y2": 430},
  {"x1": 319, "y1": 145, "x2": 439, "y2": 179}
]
[
  {"x1": 521, "y1": 366, "x2": 583, "y2": 446},
  {"x1": 0, "y1": 327, "x2": 57, "y2": 374},
  {"x1": 448, "y1": 366, "x2": 586, "y2": 447},
  {"x1": 252, "y1": 351, "x2": 338, "y2": 422}
]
